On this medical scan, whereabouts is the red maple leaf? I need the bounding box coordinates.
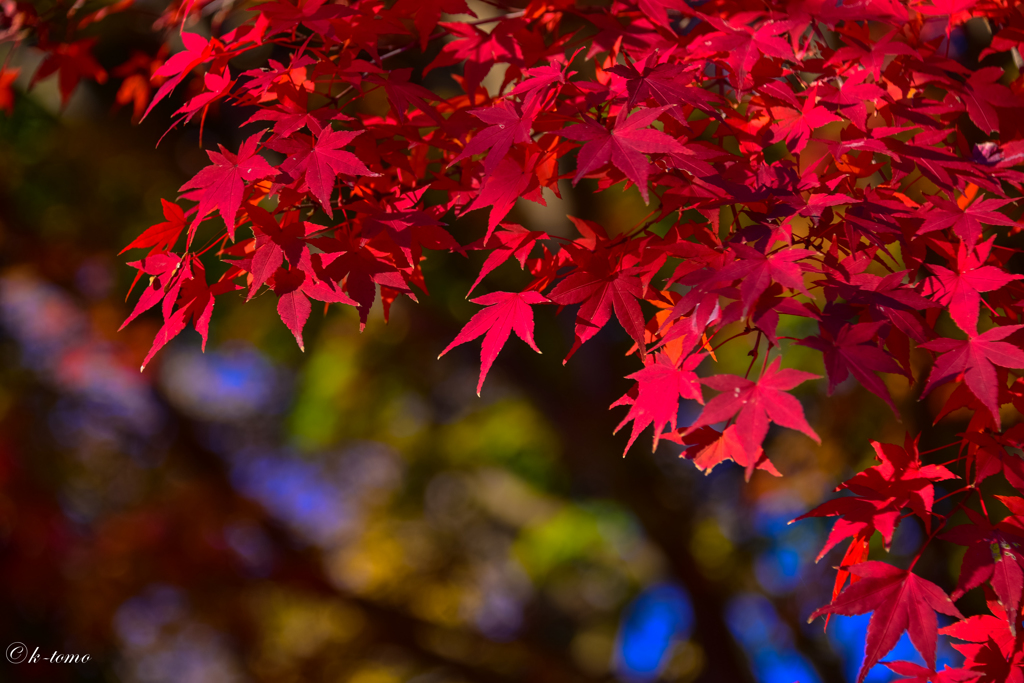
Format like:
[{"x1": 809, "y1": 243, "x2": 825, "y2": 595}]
[
  {"x1": 607, "y1": 57, "x2": 712, "y2": 116},
  {"x1": 714, "y1": 243, "x2": 811, "y2": 314},
  {"x1": 941, "y1": 597, "x2": 1023, "y2": 682},
  {"x1": 320, "y1": 242, "x2": 411, "y2": 330},
  {"x1": 120, "y1": 200, "x2": 189, "y2": 256},
  {"x1": 684, "y1": 357, "x2": 820, "y2": 459},
  {"x1": 361, "y1": 208, "x2": 460, "y2": 268},
  {"x1": 178, "y1": 133, "x2": 278, "y2": 239},
  {"x1": 612, "y1": 352, "x2": 705, "y2": 453},
  {"x1": 466, "y1": 223, "x2": 544, "y2": 296},
  {"x1": 697, "y1": 15, "x2": 795, "y2": 89},
  {"x1": 810, "y1": 562, "x2": 963, "y2": 683},
  {"x1": 424, "y1": 21, "x2": 525, "y2": 96},
  {"x1": 438, "y1": 291, "x2": 549, "y2": 395},
  {"x1": 797, "y1": 321, "x2": 907, "y2": 414},
  {"x1": 827, "y1": 27, "x2": 918, "y2": 80},
  {"x1": 917, "y1": 196, "x2": 1017, "y2": 249},
  {"x1": 797, "y1": 436, "x2": 956, "y2": 558},
  {"x1": 884, "y1": 661, "x2": 978, "y2": 683},
  {"x1": 30, "y1": 39, "x2": 107, "y2": 108},
  {"x1": 922, "y1": 238, "x2": 1022, "y2": 335},
  {"x1": 957, "y1": 66, "x2": 1021, "y2": 135},
  {"x1": 390, "y1": 0, "x2": 473, "y2": 50},
  {"x1": 174, "y1": 68, "x2": 235, "y2": 124},
  {"x1": 464, "y1": 153, "x2": 538, "y2": 240},
  {"x1": 240, "y1": 204, "x2": 351, "y2": 301},
  {"x1": 0, "y1": 67, "x2": 18, "y2": 115},
  {"x1": 449, "y1": 91, "x2": 541, "y2": 178},
  {"x1": 768, "y1": 90, "x2": 842, "y2": 153},
  {"x1": 669, "y1": 424, "x2": 781, "y2": 478},
  {"x1": 818, "y1": 69, "x2": 887, "y2": 131},
  {"x1": 121, "y1": 252, "x2": 184, "y2": 331},
  {"x1": 562, "y1": 106, "x2": 685, "y2": 204},
  {"x1": 144, "y1": 31, "x2": 212, "y2": 120},
  {"x1": 510, "y1": 55, "x2": 577, "y2": 96},
  {"x1": 269, "y1": 127, "x2": 376, "y2": 217},
  {"x1": 381, "y1": 68, "x2": 443, "y2": 125},
  {"x1": 258, "y1": 0, "x2": 355, "y2": 36},
  {"x1": 270, "y1": 259, "x2": 356, "y2": 352},
  {"x1": 548, "y1": 262, "x2": 647, "y2": 362},
  {"x1": 139, "y1": 257, "x2": 241, "y2": 370},
  {"x1": 941, "y1": 507, "x2": 1024, "y2": 627},
  {"x1": 920, "y1": 325, "x2": 1024, "y2": 429}
]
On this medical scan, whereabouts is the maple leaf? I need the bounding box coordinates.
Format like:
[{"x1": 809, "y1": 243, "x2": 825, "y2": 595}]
[
  {"x1": 467, "y1": 223, "x2": 544, "y2": 296},
  {"x1": 797, "y1": 321, "x2": 906, "y2": 414},
  {"x1": 269, "y1": 260, "x2": 355, "y2": 352},
  {"x1": 634, "y1": 0, "x2": 692, "y2": 30},
  {"x1": 548, "y1": 263, "x2": 647, "y2": 362},
  {"x1": 362, "y1": 208, "x2": 460, "y2": 267},
  {"x1": 818, "y1": 70, "x2": 887, "y2": 131},
  {"x1": 956, "y1": 67, "x2": 1021, "y2": 135},
  {"x1": 178, "y1": 133, "x2": 277, "y2": 239},
  {"x1": 382, "y1": 68, "x2": 443, "y2": 125},
  {"x1": 916, "y1": 196, "x2": 1016, "y2": 250},
  {"x1": 562, "y1": 106, "x2": 685, "y2": 204},
  {"x1": 0, "y1": 67, "x2": 18, "y2": 115},
  {"x1": 269, "y1": 127, "x2": 376, "y2": 217},
  {"x1": 449, "y1": 92, "x2": 541, "y2": 178},
  {"x1": 174, "y1": 68, "x2": 235, "y2": 124},
  {"x1": 826, "y1": 28, "x2": 918, "y2": 80},
  {"x1": 143, "y1": 31, "x2": 212, "y2": 120},
  {"x1": 768, "y1": 92, "x2": 842, "y2": 153},
  {"x1": 884, "y1": 661, "x2": 979, "y2": 683},
  {"x1": 798, "y1": 436, "x2": 956, "y2": 557},
  {"x1": 321, "y1": 243, "x2": 410, "y2": 330},
  {"x1": 241, "y1": 58, "x2": 334, "y2": 133},
  {"x1": 826, "y1": 265, "x2": 938, "y2": 345},
  {"x1": 959, "y1": 429, "x2": 1024, "y2": 491},
  {"x1": 714, "y1": 243, "x2": 811, "y2": 315},
  {"x1": 684, "y1": 357, "x2": 820, "y2": 460},
  {"x1": 116, "y1": 73, "x2": 153, "y2": 123},
  {"x1": 612, "y1": 352, "x2": 704, "y2": 454},
  {"x1": 438, "y1": 291, "x2": 548, "y2": 395},
  {"x1": 120, "y1": 200, "x2": 188, "y2": 255},
  {"x1": 941, "y1": 507, "x2": 1024, "y2": 627},
  {"x1": 672, "y1": 424, "x2": 782, "y2": 479},
  {"x1": 914, "y1": 0, "x2": 978, "y2": 18},
  {"x1": 697, "y1": 15, "x2": 795, "y2": 89},
  {"x1": 940, "y1": 598, "x2": 1022, "y2": 682},
  {"x1": 510, "y1": 55, "x2": 578, "y2": 96},
  {"x1": 921, "y1": 238, "x2": 1023, "y2": 335},
  {"x1": 920, "y1": 325, "x2": 1024, "y2": 429},
  {"x1": 810, "y1": 562, "x2": 963, "y2": 683},
  {"x1": 240, "y1": 204, "x2": 358, "y2": 301},
  {"x1": 607, "y1": 58, "x2": 713, "y2": 117},
  {"x1": 30, "y1": 39, "x2": 107, "y2": 108},
  {"x1": 464, "y1": 154, "x2": 538, "y2": 240},
  {"x1": 274, "y1": 266, "x2": 313, "y2": 351},
  {"x1": 139, "y1": 258, "x2": 241, "y2": 370},
  {"x1": 390, "y1": 0, "x2": 473, "y2": 50},
  {"x1": 424, "y1": 20, "x2": 526, "y2": 96},
  {"x1": 121, "y1": 252, "x2": 183, "y2": 331},
  {"x1": 258, "y1": 0, "x2": 355, "y2": 36}
]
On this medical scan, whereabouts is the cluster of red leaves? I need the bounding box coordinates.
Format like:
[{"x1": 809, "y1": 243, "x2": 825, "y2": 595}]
[{"x1": 6, "y1": 0, "x2": 1024, "y2": 680}]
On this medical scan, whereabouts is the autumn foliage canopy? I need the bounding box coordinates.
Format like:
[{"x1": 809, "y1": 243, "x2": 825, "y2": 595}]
[{"x1": 4, "y1": 0, "x2": 1024, "y2": 680}]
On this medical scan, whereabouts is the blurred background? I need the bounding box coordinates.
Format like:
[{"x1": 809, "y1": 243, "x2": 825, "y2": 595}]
[{"x1": 0, "y1": 7, "x2": 978, "y2": 683}]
